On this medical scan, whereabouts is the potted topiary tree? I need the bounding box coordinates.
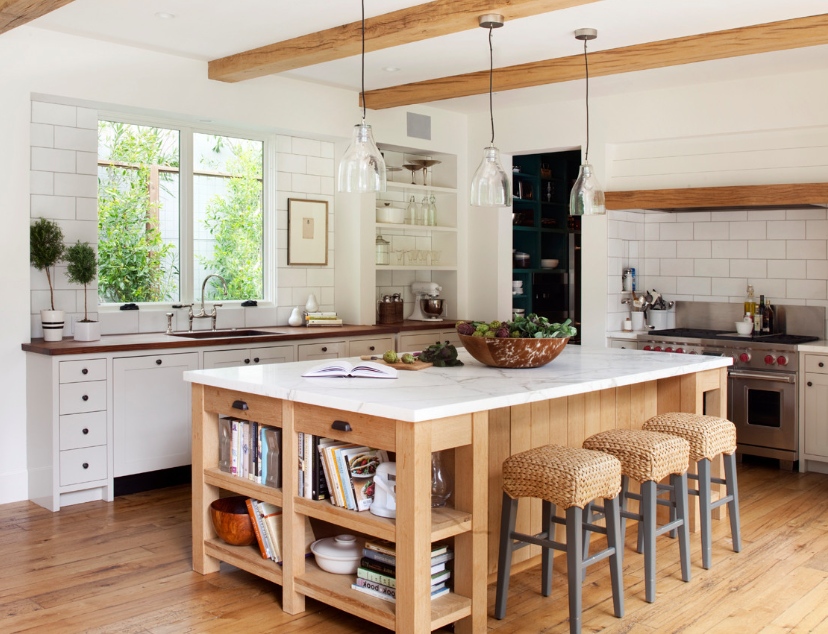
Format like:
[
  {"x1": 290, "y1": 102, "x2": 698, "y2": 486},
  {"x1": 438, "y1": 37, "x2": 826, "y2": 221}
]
[
  {"x1": 30, "y1": 218, "x2": 65, "y2": 341},
  {"x1": 65, "y1": 240, "x2": 100, "y2": 341}
]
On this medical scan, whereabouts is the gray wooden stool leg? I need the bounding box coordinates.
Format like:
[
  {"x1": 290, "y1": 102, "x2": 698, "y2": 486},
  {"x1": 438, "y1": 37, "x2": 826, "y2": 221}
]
[
  {"x1": 724, "y1": 452, "x2": 742, "y2": 553},
  {"x1": 698, "y1": 458, "x2": 713, "y2": 570},
  {"x1": 641, "y1": 480, "x2": 657, "y2": 603},
  {"x1": 604, "y1": 495, "x2": 625, "y2": 618},
  {"x1": 566, "y1": 506, "x2": 584, "y2": 634},
  {"x1": 495, "y1": 492, "x2": 519, "y2": 619},
  {"x1": 673, "y1": 471, "x2": 692, "y2": 582},
  {"x1": 619, "y1": 475, "x2": 630, "y2": 547},
  {"x1": 542, "y1": 500, "x2": 555, "y2": 597}
]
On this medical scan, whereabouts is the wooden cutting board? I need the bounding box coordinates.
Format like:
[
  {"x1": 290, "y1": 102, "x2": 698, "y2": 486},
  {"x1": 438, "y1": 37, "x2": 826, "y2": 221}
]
[{"x1": 359, "y1": 356, "x2": 432, "y2": 371}]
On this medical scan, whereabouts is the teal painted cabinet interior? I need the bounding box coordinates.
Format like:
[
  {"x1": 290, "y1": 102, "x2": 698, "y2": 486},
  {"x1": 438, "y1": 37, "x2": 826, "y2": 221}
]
[{"x1": 511, "y1": 150, "x2": 581, "y2": 343}]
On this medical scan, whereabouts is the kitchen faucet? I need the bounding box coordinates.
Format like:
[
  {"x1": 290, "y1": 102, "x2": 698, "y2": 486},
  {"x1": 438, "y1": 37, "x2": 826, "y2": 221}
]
[{"x1": 189, "y1": 274, "x2": 228, "y2": 331}]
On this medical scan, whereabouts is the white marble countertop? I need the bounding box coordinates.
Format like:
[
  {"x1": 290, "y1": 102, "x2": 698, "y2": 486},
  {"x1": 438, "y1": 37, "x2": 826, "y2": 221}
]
[
  {"x1": 798, "y1": 341, "x2": 828, "y2": 352},
  {"x1": 184, "y1": 347, "x2": 731, "y2": 423}
]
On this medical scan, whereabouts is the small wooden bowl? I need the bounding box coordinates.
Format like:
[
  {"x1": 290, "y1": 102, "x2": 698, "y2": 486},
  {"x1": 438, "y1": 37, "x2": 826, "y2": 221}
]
[{"x1": 209, "y1": 496, "x2": 255, "y2": 546}]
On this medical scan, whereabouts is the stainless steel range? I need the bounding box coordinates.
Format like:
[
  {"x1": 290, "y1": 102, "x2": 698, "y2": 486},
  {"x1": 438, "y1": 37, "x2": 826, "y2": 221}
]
[{"x1": 636, "y1": 328, "x2": 819, "y2": 469}]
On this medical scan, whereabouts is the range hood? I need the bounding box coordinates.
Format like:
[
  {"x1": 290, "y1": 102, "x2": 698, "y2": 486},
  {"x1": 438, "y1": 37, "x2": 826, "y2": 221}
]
[{"x1": 605, "y1": 183, "x2": 828, "y2": 212}]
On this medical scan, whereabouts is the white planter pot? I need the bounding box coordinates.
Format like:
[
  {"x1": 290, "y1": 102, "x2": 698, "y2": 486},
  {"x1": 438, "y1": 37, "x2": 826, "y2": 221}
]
[
  {"x1": 73, "y1": 320, "x2": 101, "y2": 342},
  {"x1": 41, "y1": 309, "x2": 65, "y2": 342}
]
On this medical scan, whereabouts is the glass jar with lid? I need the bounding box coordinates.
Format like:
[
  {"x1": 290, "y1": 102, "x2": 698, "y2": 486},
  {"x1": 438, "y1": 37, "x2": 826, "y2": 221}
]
[{"x1": 375, "y1": 234, "x2": 390, "y2": 266}]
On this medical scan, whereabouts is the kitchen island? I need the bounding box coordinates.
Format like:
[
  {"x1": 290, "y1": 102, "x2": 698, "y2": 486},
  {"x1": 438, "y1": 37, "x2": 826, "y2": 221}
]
[{"x1": 185, "y1": 346, "x2": 731, "y2": 634}]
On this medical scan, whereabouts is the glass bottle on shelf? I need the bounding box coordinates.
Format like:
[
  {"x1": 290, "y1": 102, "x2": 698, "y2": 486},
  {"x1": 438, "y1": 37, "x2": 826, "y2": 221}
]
[
  {"x1": 431, "y1": 451, "x2": 452, "y2": 507},
  {"x1": 405, "y1": 195, "x2": 417, "y2": 225},
  {"x1": 419, "y1": 195, "x2": 429, "y2": 225},
  {"x1": 744, "y1": 285, "x2": 756, "y2": 318},
  {"x1": 427, "y1": 194, "x2": 437, "y2": 226}
]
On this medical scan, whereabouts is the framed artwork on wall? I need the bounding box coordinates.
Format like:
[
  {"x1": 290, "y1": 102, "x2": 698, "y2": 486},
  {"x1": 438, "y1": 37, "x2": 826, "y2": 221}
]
[{"x1": 287, "y1": 198, "x2": 328, "y2": 265}]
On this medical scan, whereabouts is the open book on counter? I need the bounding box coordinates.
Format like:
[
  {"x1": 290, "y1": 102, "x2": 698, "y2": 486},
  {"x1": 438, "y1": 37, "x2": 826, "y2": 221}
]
[{"x1": 302, "y1": 360, "x2": 398, "y2": 379}]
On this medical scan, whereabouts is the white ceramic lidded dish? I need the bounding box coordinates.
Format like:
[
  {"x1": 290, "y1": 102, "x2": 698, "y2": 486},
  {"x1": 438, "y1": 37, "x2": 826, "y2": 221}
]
[
  {"x1": 310, "y1": 534, "x2": 364, "y2": 574},
  {"x1": 376, "y1": 204, "x2": 405, "y2": 224}
]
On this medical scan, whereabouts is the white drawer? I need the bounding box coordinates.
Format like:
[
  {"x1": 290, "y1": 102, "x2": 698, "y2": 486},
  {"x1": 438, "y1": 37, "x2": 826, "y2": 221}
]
[
  {"x1": 60, "y1": 381, "x2": 107, "y2": 415},
  {"x1": 348, "y1": 337, "x2": 395, "y2": 357},
  {"x1": 60, "y1": 445, "x2": 108, "y2": 486},
  {"x1": 59, "y1": 359, "x2": 106, "y2": 383},
  {"x1": 805, "y1": 355, "x2": 828, "y2": 374},
  {"x1": 60, "y1": 411, "x2": 107, "y2": 450},
  {"x1": 297, "y1": 340, "x2": 347, "y2": 361}
]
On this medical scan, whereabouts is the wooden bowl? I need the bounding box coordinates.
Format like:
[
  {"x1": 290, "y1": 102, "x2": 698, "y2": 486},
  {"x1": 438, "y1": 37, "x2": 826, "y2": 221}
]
[
  {"x1": 209, "y1": 496, "x2": 255, "y2": 546},
  {"x1": 458, "y1": 334, "x2": 569, "y2": 369}
]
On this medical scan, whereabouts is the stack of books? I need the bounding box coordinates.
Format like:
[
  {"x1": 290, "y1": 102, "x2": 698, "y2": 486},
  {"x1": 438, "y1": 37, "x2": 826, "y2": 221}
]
[
  {"x1": 220, "y1": 417, "x2": 281, "y2": 488},
  {"x1": 351, "y1": 539, "x2": 452, "y2": 603},
  {"x1": 298, "y1": 433, "x2": 389, "y2": 512},
  {"x1": 245, "y1": 498, "x2": 315, "y2": 564},
  {"x1": 305, "y1": 311, "x2": 343, "y2": 326}
]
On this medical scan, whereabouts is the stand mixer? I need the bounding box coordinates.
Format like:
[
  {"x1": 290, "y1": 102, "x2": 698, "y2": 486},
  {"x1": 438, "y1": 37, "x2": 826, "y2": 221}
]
[{"x1": 409, "y1": 281, "x2": 445, "y2": 321}]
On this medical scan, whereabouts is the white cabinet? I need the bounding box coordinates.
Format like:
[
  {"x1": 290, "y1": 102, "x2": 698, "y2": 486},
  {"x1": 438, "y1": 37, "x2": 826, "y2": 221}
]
[
  {"x1": 203, "y1": 344, "x2": 295, "y2": 369},
  {"x1": 609, "y1": 338, "x2": 636, "y2": 350},
  {"x1": 398, "y1": 329, "x2": 460, "y2": 352},
  {"x1": 348, "y1": 336, "x2": 394, "y2": 357},
  {"x1": 297, "y1": 340, "x2": 347, "y2": 361},
  {"x1": 802, "y1": 353, "x2": 828, "y2": 467},
  {"x1": 27, "y1": 354, "x2": 112, "y2": 511},
  {"x1": 113, "y1": 352, "x2": 198, "y2": 477}
]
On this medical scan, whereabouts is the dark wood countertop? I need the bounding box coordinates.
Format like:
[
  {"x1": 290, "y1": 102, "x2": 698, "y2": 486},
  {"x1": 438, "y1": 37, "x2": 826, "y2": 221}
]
[{"x1": 22, "y1": 320, "x2": 459, "y2": 356}]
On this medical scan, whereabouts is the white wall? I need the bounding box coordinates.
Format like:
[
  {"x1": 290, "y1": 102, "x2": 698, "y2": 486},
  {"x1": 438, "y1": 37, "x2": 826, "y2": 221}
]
[
  {"x1": 2, "y1": 26, "x2": 468, "y2": 504},
  {"x1": 468, "y1": 62, "x2": 828, "y2": 347}
]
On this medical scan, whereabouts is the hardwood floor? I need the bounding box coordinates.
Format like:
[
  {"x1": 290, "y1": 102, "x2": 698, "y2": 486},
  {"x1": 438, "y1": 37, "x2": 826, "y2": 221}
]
[{"x1": 3, "y1": 460, "x2": 828, "y2": 633}]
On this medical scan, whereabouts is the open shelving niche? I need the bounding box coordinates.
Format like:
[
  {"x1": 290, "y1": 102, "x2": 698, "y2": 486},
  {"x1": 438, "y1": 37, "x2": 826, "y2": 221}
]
[
  {"x1": 194, "y1": 389, "x2": 473, "y2": 632},
  {"x1": 334, "y1": 146, "x2": 459, "y2": 325}
]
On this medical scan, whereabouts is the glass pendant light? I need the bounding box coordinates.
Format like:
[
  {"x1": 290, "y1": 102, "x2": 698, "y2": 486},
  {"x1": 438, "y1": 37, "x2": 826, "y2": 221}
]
[
  {"x1": 338, "y1": 0, "x2": 386, "y2": 193},
  {"x1": 469, "y1": 14, "x2": 511, "y2": 208},
  {"x1": 569, "y1": 28, "x2": 605, "y2": 216}
]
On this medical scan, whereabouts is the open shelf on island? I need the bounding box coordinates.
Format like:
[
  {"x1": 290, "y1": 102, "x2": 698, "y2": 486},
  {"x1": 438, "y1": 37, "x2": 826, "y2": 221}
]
[
  {"x1": 205, "y1": 537, "x2": 283, "y2": 586},
  {"x1": 204, "y1": 468, "x2": 283, "y2": 506},
  {"x1": 294, "y1": 559, "x2": 471, "y2": 632}
]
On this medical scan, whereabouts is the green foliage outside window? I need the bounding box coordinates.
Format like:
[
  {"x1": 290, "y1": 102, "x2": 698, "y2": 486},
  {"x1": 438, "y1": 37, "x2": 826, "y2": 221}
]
[
  {"x1": 198, "y1": 141, "x2": 263, "y2": 301},
  {"x1": 97, "y1": 121, "x2": 179, "y2": 303}
]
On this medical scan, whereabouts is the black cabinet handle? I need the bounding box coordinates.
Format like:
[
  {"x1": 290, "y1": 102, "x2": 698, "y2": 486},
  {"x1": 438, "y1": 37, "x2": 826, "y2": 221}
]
[
  {"x1": 82, "y1": 395, "x2": 89, "y2": 402},
  {"x1": 82, "y1": 428, "x2": 89, "y2": 435},
  {"x1": 322, "y1": 347, "x2": 328, "y2": 352},
  {"x1": 820, "y1": 362, "x2": 825, "y2": 368},
  {"x1": 82, "y1": 462, "x2": 89, "y2": 469},
  {"x1": 244, "y1": 358, "x2": 250, "y2": 364},
  {"x1": 808, "y1": 381, "x2": 813, "y2": 387},
  {"x1": 369, "y1": 346, "x2": 375, "y2": 351},
  {"x1": 232, "y1": 400, "x2": 249, "y2": 411},
  {"x1": 253, "y1": 357, "x2": 260, "y2": 363},
  {"x1": 331, "y1": 420, "x2": 352, "y2": 432},
  {"x1": 82, "y1": 368, "x2": 88, "y2": 375},
  {"x1": 156, "y1": 359, "x2": 162, "y2": 365}
]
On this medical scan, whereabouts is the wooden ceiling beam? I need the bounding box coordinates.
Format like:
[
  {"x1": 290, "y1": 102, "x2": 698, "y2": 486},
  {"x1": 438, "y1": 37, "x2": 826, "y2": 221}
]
[
  {"x1": 0, "y1": 0, "x2": 74, "y2": 34},
  {"x1": 208, "y1": 0, "x2": 599, "y2": 83},
  {"x1": 362, "y1": 13, "x2": 828, "y2": 109}
]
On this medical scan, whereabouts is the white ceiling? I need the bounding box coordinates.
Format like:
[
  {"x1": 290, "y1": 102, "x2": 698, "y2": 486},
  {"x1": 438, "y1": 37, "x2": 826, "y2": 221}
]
[{"x1": 27, "y1": 0, "x2": 828, "y2": 113}]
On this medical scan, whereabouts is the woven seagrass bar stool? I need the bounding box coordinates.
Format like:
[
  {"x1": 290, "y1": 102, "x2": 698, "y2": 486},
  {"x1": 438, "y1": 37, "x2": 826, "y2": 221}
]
[
  {"x1": 582, "y1": 429, "x2": 691, "y2": 603},
  {"x1": 643, "y1": 412, "x2": 742, "y2": 569},
  {"x1": 495, "y1": 445, "x2": 624, "y2": 634}
]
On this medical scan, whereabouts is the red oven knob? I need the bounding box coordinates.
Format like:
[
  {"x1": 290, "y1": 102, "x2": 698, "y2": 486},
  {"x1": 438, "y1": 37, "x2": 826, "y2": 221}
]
[
  {"x1": 764, "y1": 355, "x2": 775, "y2": 365},
  {"x1": 643, "y1": 345, "x2": 652, "y2": 351},
  {"x1": 739, "y1": 352, "x2": 751, "y2": 363},
  {"x1": 676, "y1": 348, "x2": 684, "y2": 354},
  {"x1": 665, "y1": 347, "x2": 673, "y2": 352},
  {"x1": 654, "y1": 346, "x2": 662, "y2": 352},
  {"x1": 777, "y1": 355, "x2": 788, "y2": 366}
]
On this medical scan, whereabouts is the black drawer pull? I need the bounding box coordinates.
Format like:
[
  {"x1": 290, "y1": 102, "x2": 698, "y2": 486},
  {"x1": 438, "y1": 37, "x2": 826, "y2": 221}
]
[
  {"x1": 244, "y1": 358, "x2": 250, "y2": 364},
  {"x1": 82, "y1": 428, "x2": 89, "y2": 435},
  {"x1": 331, "y1": 420, "x2": 352, "y2": 432},
  {"x1": 253, "y1": 357, "x2": 260, "y2": 363},
  {"x1": 82, "y1": 368, "x2": 88, "y2": 375},
  {"x1": 232, "y1": 400, "x2": 249, "y2": 411},
  {"x1": 82, "y1": 462, "x2": 89, "y2": 469},
  {"x1": 82, "y1": 395, "x2": 89, "y2": 402},
  {"x1": 156, "y1": 359, "x2": 162, "y2": 365},
  {"x1": 369, "y1": 346, "x2": 375, "y2": 351},
  {"x1": 808, "y1": 381, "x2": 813, "y2": 387},
  {"x1": 820, "y1": 362, "x2": 825, "y2": 368},
  {"x1": 322, "y1": 347, "x2": 328, "y2": 352}
]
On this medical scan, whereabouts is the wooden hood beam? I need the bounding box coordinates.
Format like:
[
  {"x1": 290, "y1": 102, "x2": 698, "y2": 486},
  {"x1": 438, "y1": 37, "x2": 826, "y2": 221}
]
[{"x1": 0, "y1": 0, "x2": 74, "y2": 34}]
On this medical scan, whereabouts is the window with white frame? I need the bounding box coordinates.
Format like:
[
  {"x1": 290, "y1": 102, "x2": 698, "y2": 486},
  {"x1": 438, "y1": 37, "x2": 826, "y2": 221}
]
[{"x1": 97, "y1": 119, "x2": 265, "y2": 305}]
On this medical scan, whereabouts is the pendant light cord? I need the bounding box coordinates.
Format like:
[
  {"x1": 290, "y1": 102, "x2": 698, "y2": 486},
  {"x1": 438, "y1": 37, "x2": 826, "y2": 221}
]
[
  {"x1": 582, "y1": 37, "x2": 590, "y2": 162},
  {"x1": 488, "y1": 25, "x2": 495, "y2": 145},
  {"x1": 361, "y1": 0, "x2": 367, "y2": 121}
]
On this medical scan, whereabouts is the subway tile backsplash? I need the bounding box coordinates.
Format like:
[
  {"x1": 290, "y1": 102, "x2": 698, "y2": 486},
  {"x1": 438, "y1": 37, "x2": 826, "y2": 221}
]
[{"x1": 607, "y1": 208, "x2": 828, "y2": 333}]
